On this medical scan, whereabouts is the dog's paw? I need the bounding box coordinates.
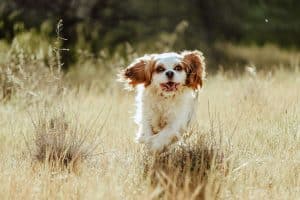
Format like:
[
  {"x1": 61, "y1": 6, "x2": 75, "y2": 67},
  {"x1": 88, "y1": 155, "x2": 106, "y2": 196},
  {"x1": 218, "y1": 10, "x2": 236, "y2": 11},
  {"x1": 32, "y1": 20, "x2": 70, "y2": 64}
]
[
  {"x1": 147, "y1": 135, "x2": 168, "y2": 152},
  {"x1": 149, "y1": 142, "x2": 165, "y2": 153}
]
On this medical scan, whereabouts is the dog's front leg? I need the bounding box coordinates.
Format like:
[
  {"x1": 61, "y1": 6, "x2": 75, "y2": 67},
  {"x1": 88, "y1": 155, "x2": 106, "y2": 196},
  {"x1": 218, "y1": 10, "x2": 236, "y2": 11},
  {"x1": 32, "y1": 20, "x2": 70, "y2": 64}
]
[
  {"x1": 135, "y1": 118, "x2": 153, "y2": 144},
  {"x1": 147, "y1": 118, "x2": 186, "y2": 152}
]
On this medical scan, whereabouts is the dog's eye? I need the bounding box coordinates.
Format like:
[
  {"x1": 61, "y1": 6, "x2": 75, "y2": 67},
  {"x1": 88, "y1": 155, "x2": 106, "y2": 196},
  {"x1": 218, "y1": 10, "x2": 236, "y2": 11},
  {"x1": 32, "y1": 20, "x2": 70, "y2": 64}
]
[
  {"x1": 174, "y1": 65, "x2": 182, "y2": 71},
  {"x1": 156, "y1": 66, "x2": 165, "y2": 73}
]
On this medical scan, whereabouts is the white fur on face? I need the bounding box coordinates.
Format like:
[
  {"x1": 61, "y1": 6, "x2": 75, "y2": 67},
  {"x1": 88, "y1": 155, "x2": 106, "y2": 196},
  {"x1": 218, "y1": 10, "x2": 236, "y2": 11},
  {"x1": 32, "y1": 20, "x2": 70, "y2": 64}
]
[{"x1": 151, "y1": 53, "x2": 187, "y2": 95}]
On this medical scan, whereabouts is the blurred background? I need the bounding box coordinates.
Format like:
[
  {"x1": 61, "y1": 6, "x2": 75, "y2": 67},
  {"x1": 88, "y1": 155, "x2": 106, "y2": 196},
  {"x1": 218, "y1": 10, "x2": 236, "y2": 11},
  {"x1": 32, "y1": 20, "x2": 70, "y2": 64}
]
[{"x1": 0, "y1": 0, "x2": 299, "y2": 72}]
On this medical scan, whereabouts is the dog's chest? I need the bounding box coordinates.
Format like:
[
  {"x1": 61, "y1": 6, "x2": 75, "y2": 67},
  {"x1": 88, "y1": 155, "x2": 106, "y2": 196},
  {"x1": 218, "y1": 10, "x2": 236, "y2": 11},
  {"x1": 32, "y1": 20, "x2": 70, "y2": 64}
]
[{"x1": 148, "y1": 98, "x2": 179, "y2": 134}]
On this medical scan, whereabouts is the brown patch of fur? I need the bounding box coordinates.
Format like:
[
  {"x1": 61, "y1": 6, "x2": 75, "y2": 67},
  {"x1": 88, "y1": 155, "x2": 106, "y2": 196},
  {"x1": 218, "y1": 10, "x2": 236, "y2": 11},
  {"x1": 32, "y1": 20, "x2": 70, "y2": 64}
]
[
  {"x1": 122, "y1": 55, "x2": 156, "y2": 88},
  {"x1": 151, "y1": 117, "x2": 167, "y2": 135},
  {"x1": 181, "y1": 50, "x2": 206, "y2": 89}
]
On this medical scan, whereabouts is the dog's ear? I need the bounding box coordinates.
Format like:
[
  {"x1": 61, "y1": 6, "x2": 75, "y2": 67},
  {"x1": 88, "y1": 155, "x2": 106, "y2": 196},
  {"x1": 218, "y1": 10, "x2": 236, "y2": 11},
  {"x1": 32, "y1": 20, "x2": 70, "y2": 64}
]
[
  {"x1": 120, "y1": 55, "x2": 155, "y2": 89},
  {"x1": 182, "y1": 50, "x2": 206, "y2": 89}
]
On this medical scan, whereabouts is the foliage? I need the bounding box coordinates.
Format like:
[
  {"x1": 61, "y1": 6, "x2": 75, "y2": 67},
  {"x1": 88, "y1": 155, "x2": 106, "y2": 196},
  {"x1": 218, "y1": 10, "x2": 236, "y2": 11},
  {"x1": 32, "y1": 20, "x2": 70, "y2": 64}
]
[{"x1": 0, "y1": 2, "x2": 299, "y2": 198}]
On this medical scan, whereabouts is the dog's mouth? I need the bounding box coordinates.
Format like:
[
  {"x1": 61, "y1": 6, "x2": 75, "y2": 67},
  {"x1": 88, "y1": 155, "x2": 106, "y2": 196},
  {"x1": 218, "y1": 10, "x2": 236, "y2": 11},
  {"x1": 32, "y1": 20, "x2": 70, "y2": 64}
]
[{"x1": 160, "y1": 82, "x2": 180, "y2": 92}]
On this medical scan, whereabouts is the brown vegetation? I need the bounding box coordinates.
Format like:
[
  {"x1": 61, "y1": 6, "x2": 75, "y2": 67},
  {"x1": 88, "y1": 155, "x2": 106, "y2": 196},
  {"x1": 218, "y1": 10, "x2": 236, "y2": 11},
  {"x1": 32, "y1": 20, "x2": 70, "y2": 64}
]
[{"x1": 0, "y1": 42, "x2": 299, "y2": 199}]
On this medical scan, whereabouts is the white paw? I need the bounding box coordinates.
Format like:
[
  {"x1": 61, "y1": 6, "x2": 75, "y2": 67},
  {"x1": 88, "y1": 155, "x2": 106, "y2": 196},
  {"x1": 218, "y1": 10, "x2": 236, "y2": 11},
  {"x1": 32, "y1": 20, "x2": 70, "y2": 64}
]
[
  {"x1": 149, "y1": 142, "x2": 165, "y2": 152},
  {"x1": 147, "y1": 135, "x2": 169, "y2": 152}
]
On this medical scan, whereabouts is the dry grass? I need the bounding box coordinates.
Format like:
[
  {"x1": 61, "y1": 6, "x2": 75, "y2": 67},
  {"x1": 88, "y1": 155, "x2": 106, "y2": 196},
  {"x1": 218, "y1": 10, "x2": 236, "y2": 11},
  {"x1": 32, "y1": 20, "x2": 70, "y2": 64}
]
[
  {"x1": 142, "y1": 133, "x2": 228, "y2": 199},
  {"x1": 215, "y1": 42, "x2": 300, "y2": 70},
  {"x1": 0, "y1": 44, "x2": 299, "y2": 199},
  {"x1": 0, "y1": 41, "x2": 64, "y2": 103},
  {"x1": 30, "y1": 110, "x2": 101, "y2": 172}
]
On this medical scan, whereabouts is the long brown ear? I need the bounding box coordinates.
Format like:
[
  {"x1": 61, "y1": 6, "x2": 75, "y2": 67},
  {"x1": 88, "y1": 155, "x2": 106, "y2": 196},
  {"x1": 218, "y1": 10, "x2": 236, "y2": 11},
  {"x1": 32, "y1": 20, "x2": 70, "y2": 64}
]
[
  {"x1": 120, "y1": 55, "x2": 155, "y2": 89},
  {"x1": 182, "y1": 50, "x2": 206, "y2": 89}
]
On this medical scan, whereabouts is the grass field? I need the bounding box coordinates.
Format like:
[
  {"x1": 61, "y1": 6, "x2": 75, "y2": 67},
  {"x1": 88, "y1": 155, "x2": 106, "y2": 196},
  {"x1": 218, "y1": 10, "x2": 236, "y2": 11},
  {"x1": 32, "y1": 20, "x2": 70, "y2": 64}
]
[{"x1": 0, "y1": 46, "x2": 299, "y2": 199}]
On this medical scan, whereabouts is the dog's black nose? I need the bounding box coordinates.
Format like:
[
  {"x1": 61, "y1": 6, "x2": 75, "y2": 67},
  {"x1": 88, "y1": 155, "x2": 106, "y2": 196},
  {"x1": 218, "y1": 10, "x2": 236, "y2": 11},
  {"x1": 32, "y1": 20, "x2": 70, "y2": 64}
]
[{"x1": 166, "y1": 71, "x2": 174, "y2": 79}]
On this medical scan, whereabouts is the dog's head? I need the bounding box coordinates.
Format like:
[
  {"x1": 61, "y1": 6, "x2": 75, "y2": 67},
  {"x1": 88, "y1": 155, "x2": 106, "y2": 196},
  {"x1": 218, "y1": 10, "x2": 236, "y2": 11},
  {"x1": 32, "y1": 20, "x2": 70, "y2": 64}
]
[{"x1": 121, "y1": 51, "x2": 206, "y2": 94}]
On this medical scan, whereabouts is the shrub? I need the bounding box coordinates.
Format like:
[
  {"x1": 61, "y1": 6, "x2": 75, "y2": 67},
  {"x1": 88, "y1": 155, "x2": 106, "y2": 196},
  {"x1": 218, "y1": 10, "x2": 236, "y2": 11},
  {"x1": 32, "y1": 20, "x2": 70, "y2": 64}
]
[
  {"x1": 143, "y1": 133, "x2": 228, "y2": 199},
  {"x1": 31, "y1": 111, "x2": 100, "y2": 172}
]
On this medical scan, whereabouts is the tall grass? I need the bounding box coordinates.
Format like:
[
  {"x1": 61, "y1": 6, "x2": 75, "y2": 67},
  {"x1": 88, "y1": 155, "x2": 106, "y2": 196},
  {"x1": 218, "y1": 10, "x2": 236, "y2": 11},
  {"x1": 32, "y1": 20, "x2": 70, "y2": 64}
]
[
  {"x1": 215, "y1": 42, "x2": 300, "y2": 71},
  {"x1": 0, "y1": 37, "x2": 299, "y2": 199}
]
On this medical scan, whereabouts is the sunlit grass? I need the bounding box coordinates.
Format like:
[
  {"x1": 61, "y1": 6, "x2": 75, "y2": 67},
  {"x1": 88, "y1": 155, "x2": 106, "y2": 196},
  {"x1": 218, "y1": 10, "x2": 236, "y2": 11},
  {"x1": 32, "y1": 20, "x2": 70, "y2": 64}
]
[{"x1": 0, "y1": 42, "x2": 299, "y2": 199}]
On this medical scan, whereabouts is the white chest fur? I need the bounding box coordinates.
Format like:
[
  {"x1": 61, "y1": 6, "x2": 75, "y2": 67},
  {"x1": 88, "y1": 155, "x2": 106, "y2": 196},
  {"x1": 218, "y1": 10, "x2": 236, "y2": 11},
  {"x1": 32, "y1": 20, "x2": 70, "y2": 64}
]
[{"x1": 135, "y1": 85, "x2": 196, "y2": 136}]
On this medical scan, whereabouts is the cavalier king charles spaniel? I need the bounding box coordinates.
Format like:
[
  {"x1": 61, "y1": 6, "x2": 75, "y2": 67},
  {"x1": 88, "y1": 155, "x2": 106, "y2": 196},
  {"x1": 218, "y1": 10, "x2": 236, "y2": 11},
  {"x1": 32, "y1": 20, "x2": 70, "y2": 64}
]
[{"x1": 121, "y1": 51, "x2": 206, "y2": 152}]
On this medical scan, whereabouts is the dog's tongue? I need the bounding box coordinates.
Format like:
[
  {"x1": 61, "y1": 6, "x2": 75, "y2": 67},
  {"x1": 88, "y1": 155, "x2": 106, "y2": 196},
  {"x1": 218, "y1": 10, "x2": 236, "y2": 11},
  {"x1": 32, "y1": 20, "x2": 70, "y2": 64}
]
[{"x1": 166, "y1": 82, "x2": 176, "y2": 90}]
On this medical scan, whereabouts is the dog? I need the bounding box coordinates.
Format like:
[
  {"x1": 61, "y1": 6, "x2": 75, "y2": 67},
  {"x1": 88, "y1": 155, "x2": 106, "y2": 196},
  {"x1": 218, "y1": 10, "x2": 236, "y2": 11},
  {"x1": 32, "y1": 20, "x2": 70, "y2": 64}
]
[{"x1": 120, "y1": 51, "x2": 206, "y2": 152}]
